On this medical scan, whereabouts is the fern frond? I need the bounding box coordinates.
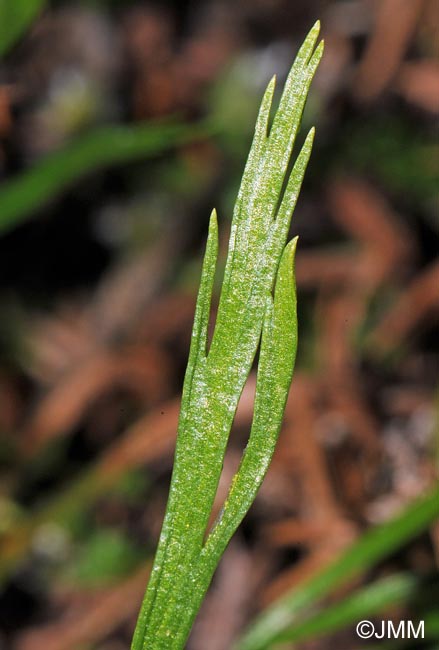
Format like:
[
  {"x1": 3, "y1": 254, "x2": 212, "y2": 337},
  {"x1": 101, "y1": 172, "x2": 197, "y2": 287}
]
[{"x1": 132, "y1": 21, "x2": 323, "y2": 650}]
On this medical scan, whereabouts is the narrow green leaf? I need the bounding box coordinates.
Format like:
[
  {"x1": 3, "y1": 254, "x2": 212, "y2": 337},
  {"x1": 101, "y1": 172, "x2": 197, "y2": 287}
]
[
  {"x1": 236, "y1": 488, "x2": 439, "y2": 650},
  {"x1": 0, "y1": 0, "x2": 46, "y2": 56},
  {"x1": 277, "y1": 573, "x2": 420, "y2": 645},
  {"x1": 182, "y1": 208, "x2": 219, "y2": 397},
  {"x1": 0, "y1": 121, "x2": 210, "y2": 236},
  {"x1": 203, "y1": 237, "x2": 299, "y2": 566},
  {"x1": 132, "y1": 21, "x2": 323, "y2": 650},
  {"x1": 180, "y1": 237, "x2": 299, "y2": 629}
]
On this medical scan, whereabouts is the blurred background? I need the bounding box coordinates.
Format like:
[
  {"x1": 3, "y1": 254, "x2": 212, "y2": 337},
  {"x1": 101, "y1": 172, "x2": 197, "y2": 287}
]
[{"x1": 0, "y1": 1, "x2": 438, "y2": 649}]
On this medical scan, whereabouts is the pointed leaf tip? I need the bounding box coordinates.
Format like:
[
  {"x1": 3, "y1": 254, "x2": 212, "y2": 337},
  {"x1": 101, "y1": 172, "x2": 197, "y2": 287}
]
[
  {"x1": 290, "y1": 235, "x2": 299, "y2": 253},
  {"x1": 306, "y1": 127, "x2": 316, "y2": 143},
  {"x1": 275, "y1": 237, "x2": 298, "y2": 303},
  {"x1": 310, "y1": 20, "x2": 321, "y2": 37},
  {"x1": 281, "y1": 236, "x2": 298, "y2": 273},
  {"x1": 209, "y1": 208, "x2": 218, "y2": 231}
]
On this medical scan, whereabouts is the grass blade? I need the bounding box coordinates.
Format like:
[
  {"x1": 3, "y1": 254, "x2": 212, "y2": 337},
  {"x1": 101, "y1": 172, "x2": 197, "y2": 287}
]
[
  {"x1": 277, "y1": 573, "x2": 421, "y2": 645},
  {"x1": 236, "y1": 488, "x2": 439, "y2": 650},
  {"x1": 0, "y1": 121, "x2": 210, "y2": 236},
  {"x1": 0, "y1": 0, "x2": 46, "y2": 56}
]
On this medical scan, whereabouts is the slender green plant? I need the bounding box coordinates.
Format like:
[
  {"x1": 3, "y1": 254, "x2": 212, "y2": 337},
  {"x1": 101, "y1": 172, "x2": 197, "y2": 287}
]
[
  {"x1": 0, "y1": 1, "x2": 211, "y2": 237},
  {"x1": 131, "y1": 22, "x2": 323, "y2": 649},
  {"x1": 0, "y1": 0, "x2": 46, "y2": 56},
  {"x1": 236, "y1": 487, "x2": 439, "y2": 649},
  {"x1": 0, "y1": 121, "x2": 209, "y2": 235}
]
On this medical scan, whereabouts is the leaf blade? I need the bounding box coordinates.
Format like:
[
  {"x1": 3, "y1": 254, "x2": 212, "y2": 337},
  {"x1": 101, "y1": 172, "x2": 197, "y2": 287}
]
[
  {"x1": 131, "y1": 23, "x2": 323, "y2": 649},
  {"x1": 236, "y1": 488, "x2": 439, "y2": 650},
  {"x1": 0, "y1": 121, "x2": 210, "y2": 236}
]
